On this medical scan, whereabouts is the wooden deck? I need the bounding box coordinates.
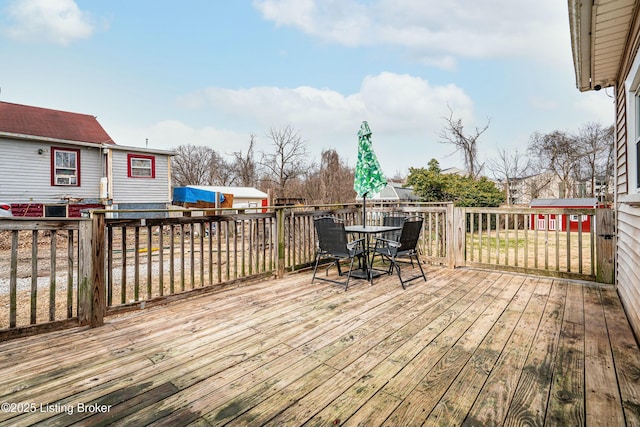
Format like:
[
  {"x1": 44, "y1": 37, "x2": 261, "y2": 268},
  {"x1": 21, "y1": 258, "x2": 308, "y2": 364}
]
[{"x1": 0, "y1": 266, "x2": 639, "y2": 426}]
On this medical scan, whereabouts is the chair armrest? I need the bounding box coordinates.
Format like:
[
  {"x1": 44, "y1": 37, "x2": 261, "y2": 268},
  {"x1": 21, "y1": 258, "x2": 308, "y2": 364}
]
[
  {"x1": 347, "y1": 238, "x2": 365, "y2": 250},
  {"x1": 375, "y1": 237, "x2": 401, "y2": 248}
]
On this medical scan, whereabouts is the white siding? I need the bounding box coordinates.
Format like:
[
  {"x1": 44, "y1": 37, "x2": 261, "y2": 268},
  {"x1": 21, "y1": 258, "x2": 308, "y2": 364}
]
[
  {"x1": 0, "y1": 138, "x2": 103, "y2": 203},
  {"x1": 109, "y1": 150, "x2": 171, "y2": 204},
  {"x1": 616, "y1": 13, "x2": 640, "y2": 338},
  {"x1": 617, "y1": 203, "x2": 640, "y2": 336},
  {"x1": 616, "y1": 87, "x2": 628, "y2": 195}
]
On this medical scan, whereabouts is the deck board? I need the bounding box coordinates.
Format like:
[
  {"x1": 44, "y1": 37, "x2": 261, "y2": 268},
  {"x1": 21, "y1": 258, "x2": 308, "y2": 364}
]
[
  {"x1": 504, "y1": 280, "x2": 567, "y2": 427},
  {"x1": 463, "y1": 276, "x2": 548, "y2": 426},
  {"x1": 546, "y1": 277, "x2": 585, "y2": 427},
  {"x1": 1, "y1": 267, "x2": 639, "y2": 426},
  {"x1": 422, "y1": 275, "x2": 531, "y2": 427},
  {"x1": 584, "y1": 285, "x2": 626, "y2": 427},
  {"x1": 599, "y1": 286, "x2": 640, "y2": 426}
]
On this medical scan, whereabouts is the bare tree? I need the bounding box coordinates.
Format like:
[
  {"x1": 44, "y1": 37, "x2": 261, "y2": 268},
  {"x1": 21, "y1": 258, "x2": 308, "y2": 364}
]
[
  {"x1": 528, "y1": 130, "x2": 580, "y2": 198},
  {"x1": 171, "y1": 144, "x2": 230, "y2": 186},
  {"x1": 320, "y1": 149, "x2": 355, "y2": 203},
  {"x1": 259, "y1": 125, "x2": 309, "y2": 199},
  {"x1": 232, "y1": 134, "x2": 258, "y2": 186},
  {"x1": 303, "y1": 149, "x2": 355, "y2": 204},
  {"x1": 438, "y1": 106, "x2": 490, "y2": 179},
  {"x1": 215, "y1": 166, "x2": 237, "y2": 186},
  {"x1": 575, "y1": 122, "x2": 615, "y2": 199},
  {"x1": 599, "y1": 127, "x2": 616, "y2": 202},
  {"x1": 487, "y1": 148, "x2": 531, "y2": 205},
  {"x1": 526, "y1": 173, "x2": 553, "y2": 200}
]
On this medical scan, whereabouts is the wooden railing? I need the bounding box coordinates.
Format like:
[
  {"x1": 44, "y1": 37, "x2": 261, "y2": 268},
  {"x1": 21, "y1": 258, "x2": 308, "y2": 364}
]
[
  {"x1": 0, "y1": 219, "x2": 88, "y2": 336},
  {"x1": 0, "y1": 203, "x2": 615, "y2": 339},
  {"x1": 104, "y1": 213, "x2": 278, "y2": 308},
  {"x1": 458, "y1": 207, "x2": 615, "y2": 283}
]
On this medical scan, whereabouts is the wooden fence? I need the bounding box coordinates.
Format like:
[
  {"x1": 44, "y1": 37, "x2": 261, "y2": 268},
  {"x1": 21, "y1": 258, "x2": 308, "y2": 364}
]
[
  {"x1": 0, "y1": 203, "x2": 615, "y2": 339},
  {"x1": 0, "y1": 219, "x2": 86, "y2": 336},
  {"x1": 458, "y1": 207, "x2": 615, "y2": 283}
]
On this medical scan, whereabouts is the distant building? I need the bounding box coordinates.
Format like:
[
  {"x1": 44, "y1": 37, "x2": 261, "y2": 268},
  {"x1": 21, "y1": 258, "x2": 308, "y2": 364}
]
[
  {"x1": 440, "y1": 167, "x2": 468, "y2": 176},
  {"x1": 496, "y1": 172, "x2": 613, "y2": 206},
  {"x1": 173, "y1": 185, "x2": 268, "y2": 210},
  {"x1": 529, "y1": 198, "x2": 599, "y2": 232},
  {"x1": 360, "y1": 182, "x2": 421, "y2": 202},
  {"x1": 0, "y1": 101, "x2": 174, "y2": 218}
]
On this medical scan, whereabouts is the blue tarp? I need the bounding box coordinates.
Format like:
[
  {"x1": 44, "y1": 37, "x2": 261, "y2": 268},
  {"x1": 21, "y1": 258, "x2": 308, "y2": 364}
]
[{"x1": 173, "y1": 187, "x2": 225, "y2": 204}]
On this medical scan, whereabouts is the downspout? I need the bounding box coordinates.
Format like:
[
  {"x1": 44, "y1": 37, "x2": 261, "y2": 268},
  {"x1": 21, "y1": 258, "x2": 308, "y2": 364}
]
[{"x1": 100, "y1": 144, "x2": 113, "y2": 206}]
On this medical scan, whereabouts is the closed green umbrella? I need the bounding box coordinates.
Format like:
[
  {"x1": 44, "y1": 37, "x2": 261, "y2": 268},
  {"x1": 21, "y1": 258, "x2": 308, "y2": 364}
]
[{"x1": 354, "y1": 121, "x2": 387, "y2": 227}]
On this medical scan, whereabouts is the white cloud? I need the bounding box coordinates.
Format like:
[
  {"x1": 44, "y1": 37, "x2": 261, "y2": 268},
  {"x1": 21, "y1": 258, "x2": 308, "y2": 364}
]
[
  {"x1": 110, "y1": 120, "x2": 249, "y2": 158},
  {"x1": 254, "y1": 0, "x2": 371, "y2": 47},
  {"x1": 151, "y1": 120, "x2": 249, "y2": 156},
  {"x1": 572, "y1": 91, "x2": 616, "y2": 125},
  {"x1": 2, "y1": 0, "x2": 97, "y2": 45},
  {"x1": 179, "y1": 72, "x2": 473, "y2": 135},
  {"x1": 175, "y1": 72, "x2": 475, "y2": 172},
  {"x1": 253, "y1": 0, "x2": 570, "y2": 68},
  {"x1": 529, "y1": 95, "x2": 558, "y2": 111}
]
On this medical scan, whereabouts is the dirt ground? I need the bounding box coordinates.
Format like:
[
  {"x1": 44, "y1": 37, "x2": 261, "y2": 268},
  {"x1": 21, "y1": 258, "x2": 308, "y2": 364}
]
[
  {"x1": 0, "y1": 230, "x2": 78, "y2": 328},
  {"x1": 0, "y1": 228, "x2": 230, "y2": 329}
]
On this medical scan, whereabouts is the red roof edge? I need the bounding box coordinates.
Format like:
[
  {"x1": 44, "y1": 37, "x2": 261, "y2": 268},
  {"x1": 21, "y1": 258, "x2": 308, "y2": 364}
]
[{"x1": 0, "y1": 101, "x2": 116, "y2": 145}]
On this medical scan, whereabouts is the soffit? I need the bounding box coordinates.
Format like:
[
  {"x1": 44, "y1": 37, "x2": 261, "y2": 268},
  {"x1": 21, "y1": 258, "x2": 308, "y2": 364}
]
[{"x1": 569, "y1": 0, "x2": 637, "y2": 91}]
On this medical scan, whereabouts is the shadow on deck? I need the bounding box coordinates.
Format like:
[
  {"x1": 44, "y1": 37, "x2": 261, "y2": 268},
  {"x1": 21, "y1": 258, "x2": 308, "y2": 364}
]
[{"x1": 0, "y1": 266, "x2": 639, "y2": 426}]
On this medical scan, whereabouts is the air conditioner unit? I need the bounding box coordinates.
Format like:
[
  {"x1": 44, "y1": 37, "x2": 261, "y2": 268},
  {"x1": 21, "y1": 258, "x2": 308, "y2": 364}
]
[{"x1": 56, "y1": 175, "x2": 76, "y2": 186}]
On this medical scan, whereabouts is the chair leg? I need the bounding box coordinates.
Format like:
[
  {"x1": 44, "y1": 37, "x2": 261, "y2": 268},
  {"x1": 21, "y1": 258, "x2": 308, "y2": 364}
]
[
  {"x1": 373, "y1": 249, "x2": 393, "y2": 275},
  {"x1": 382, "y1": 252, "x2": 393, "y2": 275},
  {"x1": 391, "y1": 253, "x2": 426, "y2": 289},
  {"x1": 370, "y1": 243, "x2": 381, "y2": 267},
  {"x1": 332, "y1": 258, "x2": 342, "y2": 276},
  {"x1": 345, "y1": 256, "x2": 357, "y2": 291},
  {"x1": 415, "y1": 254, "x2": 426, "y2": 281},
  {"x1": 311, "y1": 254, "x2": 322, "y2": 283},
  {"x1": 390, "y1": 257, "x2": 405, "y2": 290}
]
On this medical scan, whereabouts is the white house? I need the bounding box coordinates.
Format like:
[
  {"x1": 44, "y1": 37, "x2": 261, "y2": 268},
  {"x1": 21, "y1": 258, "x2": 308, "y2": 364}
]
[
  {"x1": 0, "y1": 101, "x2": 174, "y2": 217},
  {"x1": 364, "y1": 182, "x2": 421, "y2": 203},
  {"x1": 496, "y1": 170, "x2": 614, "y2": 207},
  {"x1": 568, "y1": 0, "x2": 640, "y2": 338}
]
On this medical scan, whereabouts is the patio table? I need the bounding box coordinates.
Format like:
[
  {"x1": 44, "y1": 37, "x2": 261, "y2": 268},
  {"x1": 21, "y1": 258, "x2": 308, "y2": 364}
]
[{"x1": 344, "y1": 225, "x2": 402, "y2": 282}]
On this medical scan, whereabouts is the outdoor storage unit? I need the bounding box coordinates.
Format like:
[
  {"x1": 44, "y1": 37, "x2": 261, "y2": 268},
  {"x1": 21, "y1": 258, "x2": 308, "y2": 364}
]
[
  {"x1": 529, "y1": 198, "x2": 598, "y2": 232},
  {"x1": 172, "y1": 186, "x2": 268, "y2": 211},
  {"x1": 173, "y1": 187, "x2": 227, "y2": 207}
]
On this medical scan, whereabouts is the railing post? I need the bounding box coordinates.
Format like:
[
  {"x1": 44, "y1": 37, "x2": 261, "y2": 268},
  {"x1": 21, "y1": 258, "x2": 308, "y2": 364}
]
[
  {"x1": 276, "y1": 207, "x2": 285, "y2": 278},
  {"x1": 78, "y1": 212, "x2": 106, "y2": 327},
  {"x1": 448, "y1": 205, "x2": 466, "y2": 268},
  {"x1": 78, "y1": 219, "x2": 92, "y2": 325},
  {"x1": 91, "y1": 212, "x2": 106, "y2": 327},
  {"x1": 596, "y1": 208, "x2": 615, "y2": 284}
]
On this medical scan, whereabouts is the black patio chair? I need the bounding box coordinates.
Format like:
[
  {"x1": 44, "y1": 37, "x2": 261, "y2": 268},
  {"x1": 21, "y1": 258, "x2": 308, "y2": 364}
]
[
  {"x1": 312, "y1": 216, "x2": 345, "y2": 273},
  {"x1": 312, "y1": 217, "x2": 365, "y2": 290},
  {"x1": 371, "y1": 214, "x2": 407, "y2": 267},
  {"x1": 373, "y1": 218, "x2": 426, "y2": 289},
  {"x1": 381, "y1": 214, "x2": 407, "y2": 239}
]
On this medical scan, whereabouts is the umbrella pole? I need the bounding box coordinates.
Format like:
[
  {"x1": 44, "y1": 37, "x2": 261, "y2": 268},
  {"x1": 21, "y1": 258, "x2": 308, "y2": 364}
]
[{"x1": 363, "y1": 193, "x2": 367, "y2": 228}]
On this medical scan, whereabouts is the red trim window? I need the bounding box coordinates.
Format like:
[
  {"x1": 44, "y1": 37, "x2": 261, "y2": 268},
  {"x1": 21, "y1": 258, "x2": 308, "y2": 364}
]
[
  {"x1": 127, "y1": 154, "x2": 155, "y2": 178},
  {"x1": 51, "y1": 147, "x2": 81, "y2": 186}
]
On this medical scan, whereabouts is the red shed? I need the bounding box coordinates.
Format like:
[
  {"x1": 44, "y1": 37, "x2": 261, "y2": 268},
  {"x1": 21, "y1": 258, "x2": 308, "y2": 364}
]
[{"x1": 529, "y1": 198, "x2": 598, "y2": 232}]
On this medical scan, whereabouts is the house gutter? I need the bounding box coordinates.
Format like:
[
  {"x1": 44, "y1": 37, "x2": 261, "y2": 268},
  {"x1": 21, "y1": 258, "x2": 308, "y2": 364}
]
[
  {"x1": 0, "y1": 131, "x2": 176, "y2": 156},
  {"x1": 568, "y1": 0, "x2": 595, "y2": 92}
]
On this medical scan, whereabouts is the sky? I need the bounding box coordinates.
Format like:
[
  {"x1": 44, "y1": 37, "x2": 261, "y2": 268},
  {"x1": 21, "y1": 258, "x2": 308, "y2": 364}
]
[{"x1": 0, "y1": 0, "x2": 615, "y2": 178}]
